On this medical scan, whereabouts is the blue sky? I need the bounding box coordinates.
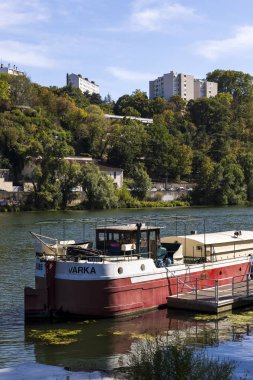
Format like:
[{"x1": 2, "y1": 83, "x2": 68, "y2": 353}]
[{"x1": 1, "y1": 0, "x2": 253, "y2": 100}]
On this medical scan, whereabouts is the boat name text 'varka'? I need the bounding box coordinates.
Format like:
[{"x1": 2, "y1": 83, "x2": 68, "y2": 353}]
[{"x1": 69, "y1": 266, "x2": 96, "y2": 274}]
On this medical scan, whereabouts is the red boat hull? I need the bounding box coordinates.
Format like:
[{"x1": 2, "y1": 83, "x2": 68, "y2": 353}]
[{"x1": 25, "y1": 259, "x2": 250, "y2": 318}]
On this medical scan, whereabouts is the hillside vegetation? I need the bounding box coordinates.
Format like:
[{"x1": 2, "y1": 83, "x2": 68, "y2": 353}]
[{"x1": 1, "y1": 69, "x2": 253, "y2": 209}]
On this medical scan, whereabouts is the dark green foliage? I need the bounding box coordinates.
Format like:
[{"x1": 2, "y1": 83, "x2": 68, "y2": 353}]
[
  {"x1": 129, "y1": 165, "x2": 152, "y2": 200},
  {"x1": 206, "y1": 69, "x2": 253, "y2": 102},
  {"x1": 114, "y1": 90, "x2": 150, "y2": 117},
  {"x1": 122, "y1": 335, "x2": 238, "y2": 380},
  {"x1": 145, "y1": 123, "x2": 175, "y2": 180},
  {"x1": 80, "y1": 163, "x2": 118, "y2": 209},
  {"x1": 107, "y1": 119, "x2": 148, "y2": 175}
]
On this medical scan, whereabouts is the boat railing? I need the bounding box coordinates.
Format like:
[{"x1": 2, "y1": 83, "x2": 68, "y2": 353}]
[
  {"x1": 173, "y1": 273, "x2": 253, "y2": 303},
  {"x1": 31, "y1": 231, "x2": 59, "y2": 255},
  {"x1": 42, "y1": 253, "x2": 143, "y2": 263}
]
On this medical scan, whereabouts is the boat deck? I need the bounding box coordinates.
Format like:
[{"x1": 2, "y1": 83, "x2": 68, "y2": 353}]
[{"x1": 167, "y1": 275, "x2": 253, "y2": 313}]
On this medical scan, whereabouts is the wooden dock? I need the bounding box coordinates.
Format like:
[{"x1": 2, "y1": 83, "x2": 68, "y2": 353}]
[{"x1": 167, "y1": 275, "x2": 253, "y2": 313}]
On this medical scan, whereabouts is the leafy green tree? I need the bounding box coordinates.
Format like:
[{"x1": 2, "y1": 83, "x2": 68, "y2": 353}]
[
  {"x1": 85, "y1": 91, "x2": 102, "y2": 105},
  {"x1": 149, "y1": 97, "x2": 168, "y2": 115},
  {"x1": 75, "y1": 104, "x2": 111, "y2": 158},
  {"x1": 188, "y1": 96, "x2": 233, "y2": 162},
  {"x1": 214, "y1": 159, "x2": 246, "y2": 205},
  {"x1": 206, "y1": 69, "x2": 253, "y2": 103},
  {"x1": 115, "y1": 185, "x2": 135, "y2": 208},
  {"x1": 168, "y1": 95, "x2": 187, "y2": 113},
  {"x1": 130, "y1": 165, "x2": 152, "y2": 200},
  {"x1": 101, "y1": 93, "x2": 115, "y2": 114},
  {"x1": 25, "y1": 129, "x2": 74, "y2": 209},
  {"x1": 191, "y1": 154, "x2": 216, "y2": 204},
  {"x1": 172, "y1": 144, "x2": 193, "y2": 181},
  {"x1": 239, "y1": 152, "x2": 253, "y2": 200},
  {"x1": 57, "y1": 160, "x2": 81, "y2": 209},
  {"x1": 80, "y1": 163, "x2": 118, "y2": 209},
  {"x1": 52, "y1": 85, "x2": 90, "y2": 109},
  {"x1": 193, "y1": 156, "x2": 246, "y2": 205},
  {"x1": 108, "y1": 119, "x2": 148, "y2": 175},
  {"x1": 114, "y1": 90, "x2": 150, "y2": 117},
  {"x1": 121, "y1": 106, "x2": 141, "y2": 117},
  {"x1": 0, "y1": 79, "x2": 10, "y2": 110},
  {"x1": 145, "y1": 123, "x2": 175, "y2": 180},
  {"x1": 5, "y1": 74, "x2": 33, "y2": 106}
]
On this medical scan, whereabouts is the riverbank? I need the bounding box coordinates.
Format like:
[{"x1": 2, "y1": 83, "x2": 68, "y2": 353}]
[{"x1": 0, "y1": 199, "x2": 190, "y2": 212}]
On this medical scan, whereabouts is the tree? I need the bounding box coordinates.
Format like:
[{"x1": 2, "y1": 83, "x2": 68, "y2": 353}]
[
  {"x1": 239, "y1": 152, "x2": 253, "y2": 200},
  {"x1": 101, "y1": 93, "x2": 115, "y2": 114},
  {"x1": 52, "y1": 85, "x2": 90, "y2": 109},
  {"x1": 172, "y1": 144, "x2": 193, "y2": 181},
  {"x1": 145, "y1": 123, "x2": 175, "y2": 180},
  {"x1": 149, "y1": 97, "x2": 168, "y2": 115},
  {"x1": 57, "y1": 160, "x2": 81, "y2": 209},
  {"x1": 0, "y1": 79, "x2": 9, "y2": 100},
  {"x1": 25, "y1": 129, "x2": 74, "y2": 209},
  {"x1": 108, "y1": 119, "x2": 148, "y2": 175},
  {"x1": 6, "y1": 74, "x2": 33, "y2": 106},
  {"x1": 130, "y1": 165, "x2": 152, "y2": 200},
  {"x1": 168, "y1": 95, "x2": 187, "y2": 113},
  {"x1": 206, "y1": 69, "x2": 253, "y2": 103},
  {"x1": 193, "y1": 156, "x2": 246, "y2": 205},
  {"x1": 80, "y1": 163, "x2": 118, "y2": 209},
  {"x1": 72, "y1": 105, "x2": 111, "y2": 158},
  {"x1": 114, "y1": 90, "x2": 150, "y2": 117},
  {"x1": 188, "y1": 96, "x2": 233, "y2": 162}
]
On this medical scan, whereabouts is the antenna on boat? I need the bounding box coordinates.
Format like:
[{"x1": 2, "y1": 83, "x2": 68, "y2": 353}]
[{"x1": 136, "y1": 223, "x2": 142, "y2": 255}]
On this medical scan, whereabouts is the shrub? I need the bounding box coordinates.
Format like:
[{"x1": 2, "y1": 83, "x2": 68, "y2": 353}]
[{"x1": 116, "y1": 334, "x2": 241, "y2": 380}]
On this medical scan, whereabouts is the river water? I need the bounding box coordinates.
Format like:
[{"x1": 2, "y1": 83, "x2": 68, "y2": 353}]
[{"x1": 1, "y1": 207, "x2": 253, "y2": 379}]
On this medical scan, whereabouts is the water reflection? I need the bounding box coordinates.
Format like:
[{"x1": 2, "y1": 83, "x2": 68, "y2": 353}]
[{"x1": 24, "y1": 308, "x2": 253, "y2": 372}]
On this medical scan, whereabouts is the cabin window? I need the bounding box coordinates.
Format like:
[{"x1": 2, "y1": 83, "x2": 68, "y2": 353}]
[
  {"x1": 118, "y1": 267, "x2": 123, "y2": 274},
  {"x1": 197, "y1": 246, "x2": 202, "y2": 250}
]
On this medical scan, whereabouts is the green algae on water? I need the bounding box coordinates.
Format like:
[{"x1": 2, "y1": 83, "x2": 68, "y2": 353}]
[{"x1": 28, "y1": 329, "x2": 82, "y2": 345}]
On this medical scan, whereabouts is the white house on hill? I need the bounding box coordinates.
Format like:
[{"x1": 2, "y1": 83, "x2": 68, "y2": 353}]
[{"x1": 22, "y1": 156, "x2": 123, "y2": 189}]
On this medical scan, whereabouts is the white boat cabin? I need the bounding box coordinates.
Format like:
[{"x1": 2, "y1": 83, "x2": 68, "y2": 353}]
[{"x1": 161, "y1": 230, "x2": 253, "y2": 262}]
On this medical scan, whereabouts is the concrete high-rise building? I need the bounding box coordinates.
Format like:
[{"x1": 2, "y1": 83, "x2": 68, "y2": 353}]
[
  {"x1": 66, "y1": 73, "x2": 99, "y2": 95},
  {"x1": 194, "y1": 79, "x2": 218, "y2": 99},
  {"x1": 0, "y1": 63, "x2": 24, "y2": 76},
  {"x1": 149, "y1": 71, "x2": 217, "y2": 101},
  {"x1": 149, "y1": 71, "x2": 194, "y2": 101}
]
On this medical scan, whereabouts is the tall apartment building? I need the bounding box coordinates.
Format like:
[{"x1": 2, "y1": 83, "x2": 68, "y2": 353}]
[
  {"x1": 149, "y1": 71, "x2": 217, "y2": 101},
  {"x1": 0, "y1": 63, "x2": 24, "y2": 76},
  {"x1": 66, "y1": 73, "x2": 100, "y2": 95},
  {"x1": 194, "y1": 79, "x2": 218, "y2": 99}
]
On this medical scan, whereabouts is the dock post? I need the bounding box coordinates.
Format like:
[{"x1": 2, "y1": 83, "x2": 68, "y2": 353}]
[
  {"x1": 232, "y1": 276, "x2": 234, "y2": 297},
  {"x1": 195, "y1": 278, "x2": 198, "y2": 300},
  {"x1": 215, "y1": 280, "x2": 219, "y2": 303},
  {"x1": 177, "y1": 277, "x2": 179, "y2": 298},
  {"x1": 247, "y1": 276, "x2": 249, "y2": 297}
]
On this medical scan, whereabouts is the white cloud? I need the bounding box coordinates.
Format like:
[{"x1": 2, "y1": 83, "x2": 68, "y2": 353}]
[
  {"x1": 195, "y1": 25, "x2": 253, "y2": 60},
  {"x1": 0, "y1": 1, "x2": 49, "y2": 29},
  {"x1": 130, "y1": 0, "x2": 197, "y2": 31},
  {"x1": 107, "y1": 66, "x2": 154, "y2": 81},
  {"x1": 0, "y1": 41, "x2": 56, "y2": 68}
]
